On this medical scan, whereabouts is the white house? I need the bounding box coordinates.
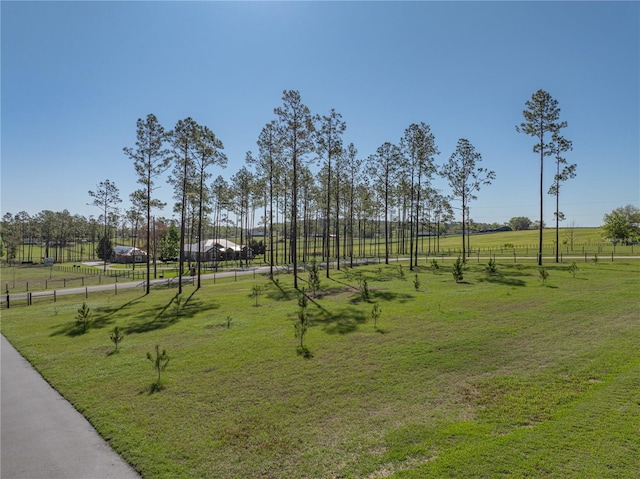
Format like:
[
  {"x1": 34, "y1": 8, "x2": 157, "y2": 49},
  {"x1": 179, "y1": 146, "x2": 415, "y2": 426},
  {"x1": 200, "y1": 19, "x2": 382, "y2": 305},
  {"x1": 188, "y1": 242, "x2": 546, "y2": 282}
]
[{"x1": 183, "y1": 239, "x2": 251, "y2": 261}]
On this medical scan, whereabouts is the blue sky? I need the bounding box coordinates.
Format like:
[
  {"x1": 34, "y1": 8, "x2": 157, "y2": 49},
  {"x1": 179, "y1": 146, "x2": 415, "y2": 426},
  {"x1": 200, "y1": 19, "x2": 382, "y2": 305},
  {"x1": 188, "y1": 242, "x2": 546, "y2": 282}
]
[{"x1": 2, "y1": 1, "x2": 638, "y2": 228}]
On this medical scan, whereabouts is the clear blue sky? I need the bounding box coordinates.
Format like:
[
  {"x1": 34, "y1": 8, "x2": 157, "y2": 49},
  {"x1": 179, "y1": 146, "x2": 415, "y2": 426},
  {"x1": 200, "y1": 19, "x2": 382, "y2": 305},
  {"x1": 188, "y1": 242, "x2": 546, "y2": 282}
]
[{"x1": 2, "y1": 1, "x2": 638, "y2": 228}]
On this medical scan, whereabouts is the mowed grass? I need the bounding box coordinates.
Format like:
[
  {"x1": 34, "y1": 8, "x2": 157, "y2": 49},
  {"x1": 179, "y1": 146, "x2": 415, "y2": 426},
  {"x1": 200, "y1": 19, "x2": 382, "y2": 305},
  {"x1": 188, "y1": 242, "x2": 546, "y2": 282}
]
[{"x1": 1, "y1": 259, "x2": 639, "y2": 478}]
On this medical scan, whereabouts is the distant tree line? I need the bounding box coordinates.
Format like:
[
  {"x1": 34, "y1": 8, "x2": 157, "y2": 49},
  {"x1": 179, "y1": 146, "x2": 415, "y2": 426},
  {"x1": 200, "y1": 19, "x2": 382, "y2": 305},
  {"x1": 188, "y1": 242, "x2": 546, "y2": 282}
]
[{"x1": 2, "y1": 88, "x2": 594, "y2": 279}]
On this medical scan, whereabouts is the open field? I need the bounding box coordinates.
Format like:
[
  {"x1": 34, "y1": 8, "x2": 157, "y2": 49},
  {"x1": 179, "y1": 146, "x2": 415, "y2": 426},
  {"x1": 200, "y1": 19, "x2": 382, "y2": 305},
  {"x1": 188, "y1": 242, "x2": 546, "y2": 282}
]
[
  {"x1": 2, "y1": 228, "x2": 638, "y2": 295},
  {"x1": 2, "y1": 256, "x2": 639, "y2": 478},
  {"x1": 5, "y1": 227, "x2": 639, "y2": 267}
]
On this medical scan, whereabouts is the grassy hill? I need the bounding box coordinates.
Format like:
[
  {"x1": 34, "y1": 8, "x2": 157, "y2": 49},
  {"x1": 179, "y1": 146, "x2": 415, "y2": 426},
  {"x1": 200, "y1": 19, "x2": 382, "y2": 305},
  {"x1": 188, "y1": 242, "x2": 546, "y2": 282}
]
[{"x1": 2, "y1": 257, "x2": 638, "y2": 478}]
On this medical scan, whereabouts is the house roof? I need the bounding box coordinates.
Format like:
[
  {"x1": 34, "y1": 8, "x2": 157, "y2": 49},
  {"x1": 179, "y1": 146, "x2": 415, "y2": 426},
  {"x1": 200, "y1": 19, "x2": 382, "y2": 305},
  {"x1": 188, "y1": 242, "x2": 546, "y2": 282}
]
[
  {"x1": 183, "y1": 239, "x2": 243, "y2": 253},
  {"x1": 114, "y1": 246, "x2": 147, "y2": 256}
]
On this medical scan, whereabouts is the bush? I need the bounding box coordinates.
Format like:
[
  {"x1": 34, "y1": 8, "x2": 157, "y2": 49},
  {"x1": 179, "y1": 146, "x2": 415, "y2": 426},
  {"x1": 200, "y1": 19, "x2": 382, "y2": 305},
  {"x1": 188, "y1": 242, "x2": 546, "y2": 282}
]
[
  {"x1": 538, "y1": 267, "x2": 549, "y2": 284},
  {"x1": 357, "y1": 276, "x2": 370, "y2": 302},
  {"x1": 294, "y1": 288, "x2": 312, "y2": 358},
  {"x1": 308, "y1": 260, "x2": 321, "y2": 297},
  {"x1": 109, "y1": 326, "x2": 124, "y2": 352},
  {"x1": 487, "y1": 257, "x2": 497, "y2": 274},
  {"x1": 147, "y1": 345, "x2": 170, "y2": 392},
  {"x1": 75, "y1": 302, "x2": 93, "y2": 333},
  {"x1": 452, "y1": 255, "x2": 464, "y2": 283},
  {"x1": 568, "y1": 262, "x2": 578, "y2": 279},
  {"x1": 371, "y1": 303, "x2": 382, "y2": 330}
]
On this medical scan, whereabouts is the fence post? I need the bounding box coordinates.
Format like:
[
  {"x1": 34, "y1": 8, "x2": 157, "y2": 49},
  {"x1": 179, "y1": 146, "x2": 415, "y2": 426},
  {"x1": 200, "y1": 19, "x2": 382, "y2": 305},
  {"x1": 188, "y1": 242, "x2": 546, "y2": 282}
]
[
  {"x1": 28, "y1": 292, "x2": 32, "y2": 306},
  {"x1": 54, "y1": 290, "x2": 57, "y2": 302},
  {"x1": 6, "y1": 294, "x2": 9, "y2": 309},
  {"x1": 85, "y1": 287, "x2": 88, "y2": 299},
  {"x1": 26, "y1": 281, "x2": 29, "y2": 291},
  {"x1": 64, "y1": 278, "x2": 66, "y2": 288},
  {"x1": 115, "y1": 283, "x2": 118, "y2": 295}
]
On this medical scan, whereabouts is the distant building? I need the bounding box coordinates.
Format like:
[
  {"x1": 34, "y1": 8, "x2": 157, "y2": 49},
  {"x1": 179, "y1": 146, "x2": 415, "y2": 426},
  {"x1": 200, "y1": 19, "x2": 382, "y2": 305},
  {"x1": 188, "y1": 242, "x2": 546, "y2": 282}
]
[
  {"x1": 183, "y1": 239, "x2": 252, "y2": 261},
  {"x1": 113, "y1": 246, "x2": 147, "y2": 264}
]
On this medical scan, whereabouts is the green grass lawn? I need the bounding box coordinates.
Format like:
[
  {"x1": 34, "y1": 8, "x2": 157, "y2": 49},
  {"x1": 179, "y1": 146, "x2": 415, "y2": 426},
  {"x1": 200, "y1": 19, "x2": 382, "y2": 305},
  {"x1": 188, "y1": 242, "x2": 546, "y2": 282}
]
[{"x1": 2, "y1": 259, "x2": 639, "y2": 478}]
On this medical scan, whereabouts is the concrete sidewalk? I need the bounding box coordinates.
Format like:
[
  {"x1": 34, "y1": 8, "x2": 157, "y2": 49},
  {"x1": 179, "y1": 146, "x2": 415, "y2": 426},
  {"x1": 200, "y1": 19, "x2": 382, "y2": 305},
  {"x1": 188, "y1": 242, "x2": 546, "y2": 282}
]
[{"x1": 1, "y1": 335, "x2": 141, "y2": 479}]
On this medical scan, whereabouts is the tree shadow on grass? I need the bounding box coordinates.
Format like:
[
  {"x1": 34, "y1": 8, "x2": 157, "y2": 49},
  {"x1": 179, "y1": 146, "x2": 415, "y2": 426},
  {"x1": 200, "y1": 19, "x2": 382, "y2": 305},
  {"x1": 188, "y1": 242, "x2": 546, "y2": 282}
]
[
  {"x1": 370, "y1": 290, "x2": 415, "y2": 303},
  {"x1": 50, "y1": 322, "x2": 93, "y2": 338},
  {"x1": 94, "y1": 295, "x2": 146, "y2": 318},
  {"x1": 314, "y1": 307, "x2": 367, "y2": 335},
  {"x1": 266, "y1": 278, "x2": 294, "y2": 301},
  {"x1": 328, "y1": 276, "x2": 360, "y2": 291},
  {"x1": 50, "y1": 314, "x2": 116, "y2": 338},
  {"x1": 49, "y1": 296, "x2": 143, "y2": 337},
  {"x1": 125, "y1": 291, "x2": 219, "y2": 335},
  {"x1": 315, "y1": 285, "x2": 351, "y2": 299},
  {"x1": 478, "y1": 273, "x2": 526, "y2": 287}
]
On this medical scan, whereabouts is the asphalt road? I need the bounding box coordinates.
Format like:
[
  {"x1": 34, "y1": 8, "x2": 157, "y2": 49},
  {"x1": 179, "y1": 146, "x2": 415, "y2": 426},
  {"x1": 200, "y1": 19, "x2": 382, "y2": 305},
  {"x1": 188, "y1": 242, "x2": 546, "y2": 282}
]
[{"x1": 1, "y1": 335, "x2": 141, "y2": 479}]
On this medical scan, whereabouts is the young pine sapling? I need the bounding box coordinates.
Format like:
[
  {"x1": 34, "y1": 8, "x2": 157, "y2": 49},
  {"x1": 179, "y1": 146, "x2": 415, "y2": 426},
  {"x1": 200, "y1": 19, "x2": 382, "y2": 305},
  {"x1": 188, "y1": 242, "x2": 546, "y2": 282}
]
[
  {"x1": 75, "y1": 302, "x2": 93, "y2": 333},
  {"x1": 109, "y1": 326, "x2": 124, "y2": 352},
  {"x1": 147, "y1": 345, "x2": 170, "y2": 391},
  {"x1": 371, "y1": 303, "x2": 382, "y2": 330}
]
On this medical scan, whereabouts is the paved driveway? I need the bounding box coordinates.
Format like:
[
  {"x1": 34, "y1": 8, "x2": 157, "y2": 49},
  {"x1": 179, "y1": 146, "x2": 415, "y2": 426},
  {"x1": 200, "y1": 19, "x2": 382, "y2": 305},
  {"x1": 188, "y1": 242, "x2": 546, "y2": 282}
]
[{"x1": 1, "y1": 335, "x2": 141, "y2": 479}]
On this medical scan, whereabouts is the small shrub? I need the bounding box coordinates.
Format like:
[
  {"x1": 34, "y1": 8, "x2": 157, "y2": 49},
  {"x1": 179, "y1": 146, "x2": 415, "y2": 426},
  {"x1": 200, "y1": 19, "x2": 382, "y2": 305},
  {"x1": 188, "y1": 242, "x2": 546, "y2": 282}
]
[
  {"x1": 397, "y1": 264, "x2": 405, "y2": 280},
  {"x1": 538, "y1": 267, "x2": 549, "y2": 284},
  {"x1": 413, "y1": 274, "x2": 421, "y2": 291},
  {"x1": 569, "y1": 262, "x2": 578, "y2": 279},
  {"x1": 226, "y1": 316, "x2": 233, "y2": 329},
  {"x1": 147, "y1": 345, "x2": 170, "y2": 392},
  {"x1": 358, "y1": 277, "x2": 370, "y2": 302},
  {"x1": 251, "y1": 284, "x2": 263, "y2": 307},
  {"x1": 109, "y1": 326, "x2": 124, "y2": 352},
  {"x1": 75, "y1": 302, "x2": 93, "y2": 333},
  {"x1": 452, "y1": 255, "x2": 464, "y2": 283},
  {"x1": 371, "y1": 303, "x2": 382, "y2": 330},
  {"x1": 487, "y1": 257, "x2": 497, "y2": 274},
  {"x1": 294, "y1": 288, "x2": 312, "y2": 358},
  {"x1": 308, "y1": 260, "x2": 321, "y2": 297},
  {"x1": 430, "y1": 259, "x2": 440, "y2": 272}
]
